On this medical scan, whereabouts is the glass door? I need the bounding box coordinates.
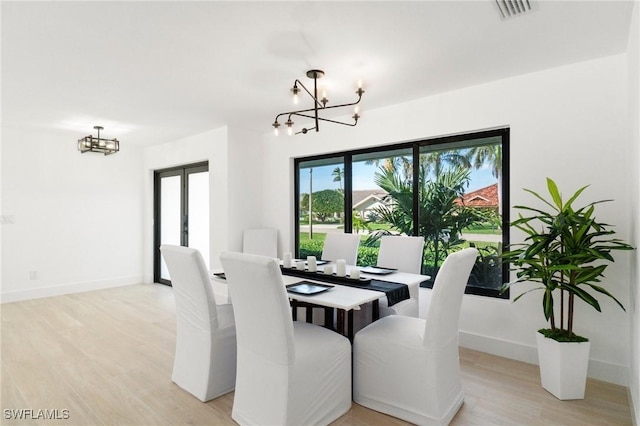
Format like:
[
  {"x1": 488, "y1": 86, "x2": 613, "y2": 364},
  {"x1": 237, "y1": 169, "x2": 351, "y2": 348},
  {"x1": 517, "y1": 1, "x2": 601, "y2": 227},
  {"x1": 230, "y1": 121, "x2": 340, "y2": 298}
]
[{"x1": 154, "y1": 162, "x2": 209, "y2": 285}]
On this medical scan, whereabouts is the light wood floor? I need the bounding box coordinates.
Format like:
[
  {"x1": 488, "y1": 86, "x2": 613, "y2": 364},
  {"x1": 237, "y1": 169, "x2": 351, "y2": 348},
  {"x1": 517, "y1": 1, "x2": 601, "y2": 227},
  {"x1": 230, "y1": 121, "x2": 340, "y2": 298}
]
[{"x1": 1, "y1": 284, "x2": 632, "y2": 425}]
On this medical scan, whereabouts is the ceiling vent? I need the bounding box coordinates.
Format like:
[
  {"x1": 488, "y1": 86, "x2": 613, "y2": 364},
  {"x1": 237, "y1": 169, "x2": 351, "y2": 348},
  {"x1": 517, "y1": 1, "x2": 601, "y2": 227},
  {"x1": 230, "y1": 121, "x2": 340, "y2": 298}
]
[{"x1": 495, "y1": 0, "x2": 535, "y2": 19}]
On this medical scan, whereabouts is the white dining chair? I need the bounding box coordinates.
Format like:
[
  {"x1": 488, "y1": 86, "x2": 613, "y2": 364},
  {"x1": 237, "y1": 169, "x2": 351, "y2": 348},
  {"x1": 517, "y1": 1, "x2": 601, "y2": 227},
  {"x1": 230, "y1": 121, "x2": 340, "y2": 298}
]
[
  {"x1": 160, "y1": 245, "x2": 236, "y2": 402},
  {"x1": 321, "y1": 232, "x2": 361, "y2": 265},
  {"x1": 220, "y1": 251, "x2": 352, "y2": 426},
  {"x1": 242, "y1": 228, "x2": 278, "y2": 258},
  {"x1": 374, "y1": 235, "x2": 425, "y2": 319},
  {"x1": 353, "y1": 248, "x2": 478, "y2": 425},
  {"x1": 377, "y1": 235, "x2": 425, "y2": 274}
]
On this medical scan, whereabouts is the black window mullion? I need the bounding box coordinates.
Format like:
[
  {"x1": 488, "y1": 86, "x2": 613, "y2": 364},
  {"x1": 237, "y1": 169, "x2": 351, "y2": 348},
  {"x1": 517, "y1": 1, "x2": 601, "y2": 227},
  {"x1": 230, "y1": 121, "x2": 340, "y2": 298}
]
[{"x1": 343, "y1": 154, "x2": 353, "y2": 233}]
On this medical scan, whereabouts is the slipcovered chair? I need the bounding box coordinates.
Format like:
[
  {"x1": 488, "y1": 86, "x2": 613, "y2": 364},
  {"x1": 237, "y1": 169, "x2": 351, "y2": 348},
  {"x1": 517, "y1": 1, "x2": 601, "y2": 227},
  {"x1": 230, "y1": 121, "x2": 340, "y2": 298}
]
[
  {"x1": 220, "y1": 251, "x2": 351, "y2": 426},
  {"x1": 377, "y1": 235, "x2": 425, "y2": 274},
  {"x1": 160, "y1": 245, "x2": 236, "y2": 402},
  {"x1": 242, "y1": 228, "x2": 278, "y2": 258},
  {"x1": 377, "y1": 235, "x2": 425, "y2": 317},
  {"x1": 353, "y1": 248, "x2": 478, "y2": 425},
  {"x1": 321, "y1": 232, "x2": 360, "y2": 265}
]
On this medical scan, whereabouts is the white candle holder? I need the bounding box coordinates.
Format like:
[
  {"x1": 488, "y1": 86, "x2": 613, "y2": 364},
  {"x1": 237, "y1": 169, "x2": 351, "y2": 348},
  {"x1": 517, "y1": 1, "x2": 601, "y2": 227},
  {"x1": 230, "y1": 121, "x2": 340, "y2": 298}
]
[
  {"x1": 283, "y1": 252, "x2": 292, "y2": 268},
  {"x1": 307, "y1": 256, "x2": 317, "y2": 272}
]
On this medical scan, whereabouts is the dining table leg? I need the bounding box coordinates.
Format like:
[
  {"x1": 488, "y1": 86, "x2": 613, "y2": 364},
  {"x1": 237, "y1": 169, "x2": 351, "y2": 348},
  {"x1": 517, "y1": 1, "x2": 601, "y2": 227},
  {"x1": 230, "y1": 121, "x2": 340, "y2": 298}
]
[
  {"x1": 337, "y1": 310, "x2": 345, "y2": 336},
  {"x1": 324, "y1": 307, "x2": 334, "y2": 330}
]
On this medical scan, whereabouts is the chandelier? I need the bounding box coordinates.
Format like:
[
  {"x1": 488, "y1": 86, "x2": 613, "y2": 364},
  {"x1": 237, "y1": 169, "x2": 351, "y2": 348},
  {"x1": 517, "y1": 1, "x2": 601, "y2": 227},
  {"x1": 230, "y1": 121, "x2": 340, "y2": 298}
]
[
  {"x1": 272, "y1": 69, "x2": 364, "y2": 136},
  {"x1": 77, "y1": 126, "x2": 119, "y2": 155}
]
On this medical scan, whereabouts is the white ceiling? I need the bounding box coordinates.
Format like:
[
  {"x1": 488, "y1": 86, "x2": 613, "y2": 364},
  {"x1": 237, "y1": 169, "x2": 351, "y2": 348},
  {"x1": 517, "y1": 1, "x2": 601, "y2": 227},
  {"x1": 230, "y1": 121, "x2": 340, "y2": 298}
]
[{"x1": 1, "y1": 1, "x2": 635, "y2": 147}]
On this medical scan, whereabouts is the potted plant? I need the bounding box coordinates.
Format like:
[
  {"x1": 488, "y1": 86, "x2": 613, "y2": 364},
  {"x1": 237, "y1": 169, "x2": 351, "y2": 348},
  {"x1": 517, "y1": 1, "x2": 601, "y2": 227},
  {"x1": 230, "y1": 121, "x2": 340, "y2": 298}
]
[{"x1": 501, "y1": 178, "x2": 633, "y2": 400}]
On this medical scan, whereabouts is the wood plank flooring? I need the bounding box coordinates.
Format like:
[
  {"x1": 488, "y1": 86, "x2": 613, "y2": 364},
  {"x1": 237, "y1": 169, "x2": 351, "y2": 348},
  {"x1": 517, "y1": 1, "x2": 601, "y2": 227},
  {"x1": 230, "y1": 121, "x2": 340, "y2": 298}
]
[{"x1": 1, "y1": 284, "x2": 632, "y2": 425}]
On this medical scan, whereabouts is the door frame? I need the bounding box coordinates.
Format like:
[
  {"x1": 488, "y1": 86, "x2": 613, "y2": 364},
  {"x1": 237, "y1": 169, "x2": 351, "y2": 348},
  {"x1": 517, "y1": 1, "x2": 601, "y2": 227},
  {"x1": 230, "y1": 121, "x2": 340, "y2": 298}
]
[{"x1": 153, "y1": 161, "x2": 209, "y2": 285}]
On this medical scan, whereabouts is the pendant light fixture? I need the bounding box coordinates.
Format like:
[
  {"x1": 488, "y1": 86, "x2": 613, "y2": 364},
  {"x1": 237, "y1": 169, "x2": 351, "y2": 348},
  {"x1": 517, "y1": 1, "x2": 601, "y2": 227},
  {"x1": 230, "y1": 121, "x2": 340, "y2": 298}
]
[
  {"x1": 77, "y1": 126, "x2": 119, "y2": 155},
  {"x1": 272, "y1": 69, "x2": 364, "y2": 136}
]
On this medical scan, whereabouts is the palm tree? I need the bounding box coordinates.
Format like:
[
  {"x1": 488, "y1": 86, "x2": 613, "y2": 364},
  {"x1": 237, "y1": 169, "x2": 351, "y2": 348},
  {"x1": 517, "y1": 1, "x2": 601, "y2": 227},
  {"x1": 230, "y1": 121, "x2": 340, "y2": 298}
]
[
  {"x1": 420, "y1": 150, "x2": 470, "y2": 177},
  {"x1": 466, "y1": 145, "x2": 502, "y2": 213},
  {"x1": 331, "y1": 166, "x2": 344, "y2": 193},
  {"x1": 364, "y1": 156, "x2": 413, "y2": 178},
  {"x1": 373, "y1": 164, "x2": 486, "y2": 278}
]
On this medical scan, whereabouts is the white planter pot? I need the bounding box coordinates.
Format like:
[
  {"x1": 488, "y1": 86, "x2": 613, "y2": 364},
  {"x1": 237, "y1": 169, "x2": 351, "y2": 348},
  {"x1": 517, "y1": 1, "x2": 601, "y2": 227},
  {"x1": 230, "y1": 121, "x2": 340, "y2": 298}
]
[{"x1": 536, "y1": 331, "x2": 591, "y2": 400}]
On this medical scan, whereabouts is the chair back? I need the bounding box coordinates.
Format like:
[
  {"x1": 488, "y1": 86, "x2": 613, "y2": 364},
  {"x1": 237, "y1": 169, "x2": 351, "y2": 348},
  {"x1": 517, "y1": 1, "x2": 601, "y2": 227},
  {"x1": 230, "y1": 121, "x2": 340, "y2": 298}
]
[
  {"x1": 423, "y1": 248, "x2": 478, "y2": 348},
  {"x1": 242, "y1": 228, "x2": 278, "y2": 258},
  {"x1": 321, "y1": 232, "x2": 361, "y2": 265},
  {"x1": 376, "y1": 235, "x2": 425, "y2": 274},
  {"x1": 161, "y1": 245, "x2": 220, "y2": 331},
  {"x1": 220, "y1": 251, "x2": 295, "y2": 365}
]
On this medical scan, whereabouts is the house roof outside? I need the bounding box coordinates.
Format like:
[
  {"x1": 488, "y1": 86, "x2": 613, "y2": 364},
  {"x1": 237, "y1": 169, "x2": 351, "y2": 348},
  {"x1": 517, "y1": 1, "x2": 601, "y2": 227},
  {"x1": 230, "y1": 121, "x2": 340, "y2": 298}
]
[
  {"x1": 455, "y1": 183, "x2": 498, "y2": 208},
  {"x1": 352, "y1": 190, "x2": 389, "y2": 210}
]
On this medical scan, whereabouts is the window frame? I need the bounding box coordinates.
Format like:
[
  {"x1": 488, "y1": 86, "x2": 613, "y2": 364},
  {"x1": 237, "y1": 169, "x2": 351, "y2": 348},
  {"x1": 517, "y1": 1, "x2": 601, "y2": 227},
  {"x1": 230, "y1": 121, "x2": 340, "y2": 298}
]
[{"x1": 293, "y1": 128, "x2": 510, "y2": 298}]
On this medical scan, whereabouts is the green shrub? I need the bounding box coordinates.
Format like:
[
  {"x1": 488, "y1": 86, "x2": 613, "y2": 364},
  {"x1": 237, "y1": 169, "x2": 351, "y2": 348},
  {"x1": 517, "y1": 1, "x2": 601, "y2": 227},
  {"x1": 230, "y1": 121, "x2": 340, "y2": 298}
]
[
  {"x1": 299, "y1": 239, "x2": 324, "y2": 259},
  {"x1": 356, "y1": 246, "x2": 379, "y2": 266}
]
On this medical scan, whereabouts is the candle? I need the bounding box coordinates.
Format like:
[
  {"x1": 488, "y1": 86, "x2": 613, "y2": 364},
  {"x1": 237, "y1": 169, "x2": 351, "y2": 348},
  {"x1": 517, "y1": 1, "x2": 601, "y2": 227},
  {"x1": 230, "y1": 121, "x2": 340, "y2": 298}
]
[
  {"x1": 336, "y1": 259, "x2": 346, "y2": 277},
  {"x1": 350, "y1": 268, "x2": 360, "y2": 280},
  {"x1": 324, "y1": 265, "x2": 334, "y2": 275},
  {"x1": 295, "y1": 260, "x2": 306, "y2": 270},
  {"x1": 307, "y1": 256, "x2": 317, "y2": 272},
  {"x1": 283, "y1": 252, "x2": 292, "y2": 268}
]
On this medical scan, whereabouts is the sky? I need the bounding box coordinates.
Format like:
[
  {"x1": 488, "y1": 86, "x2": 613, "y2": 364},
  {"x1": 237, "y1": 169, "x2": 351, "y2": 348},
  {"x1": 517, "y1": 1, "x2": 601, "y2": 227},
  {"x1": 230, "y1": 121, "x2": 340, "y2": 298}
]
[{"x1": 299, "y1": 161, "x2": 497, "y2": 194}]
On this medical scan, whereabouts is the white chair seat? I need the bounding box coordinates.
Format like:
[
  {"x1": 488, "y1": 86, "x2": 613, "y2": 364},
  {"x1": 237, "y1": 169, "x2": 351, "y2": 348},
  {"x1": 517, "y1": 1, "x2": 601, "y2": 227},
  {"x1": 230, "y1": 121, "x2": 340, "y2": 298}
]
[
  {"x1": 380, "y1": 297, "x2": 418, "y2": 317},
  {"x1": 221, "y1": 251, "x2": 351, "y2": 426},
  {"x1": 215, "y1": 303, "x2": 236, "y2": 333},
  {"x1": 161, "y1": 245, "x2": 237, "y2": 402},
  {"x1": 353, "y1": 248, "x2": 478, "y2": 425},
  {"x1": 354, "y1": 315, "x2": 463, "y2": 425}
]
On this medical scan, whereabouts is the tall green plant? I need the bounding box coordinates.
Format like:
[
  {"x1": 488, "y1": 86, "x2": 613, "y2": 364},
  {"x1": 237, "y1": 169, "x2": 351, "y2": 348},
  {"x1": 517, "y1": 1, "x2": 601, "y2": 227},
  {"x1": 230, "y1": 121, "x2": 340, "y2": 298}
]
[
  {"x1": 501, "y1": 178, "x2": 633, "y2": 340},
  {"x1": 372, "y1": 164, "x2": 486, "y2": 276}
]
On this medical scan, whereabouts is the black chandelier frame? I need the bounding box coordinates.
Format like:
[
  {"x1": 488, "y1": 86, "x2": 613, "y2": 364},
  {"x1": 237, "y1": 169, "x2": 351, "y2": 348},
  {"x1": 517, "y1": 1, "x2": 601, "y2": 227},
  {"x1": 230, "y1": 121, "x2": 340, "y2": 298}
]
[
  {"x1": 272, "y1": 69, "x2": 364, "y2": 135},
  {"x1": 77, "y1": 126, "x2": 120, "y2": 156}
]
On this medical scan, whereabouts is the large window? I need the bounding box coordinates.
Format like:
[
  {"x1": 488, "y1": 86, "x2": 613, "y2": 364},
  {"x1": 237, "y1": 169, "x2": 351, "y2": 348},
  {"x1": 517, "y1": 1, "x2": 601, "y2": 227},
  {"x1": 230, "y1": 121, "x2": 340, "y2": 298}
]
[{"x1": 294, "y1": 129, "x2": 509, "y2": 298}]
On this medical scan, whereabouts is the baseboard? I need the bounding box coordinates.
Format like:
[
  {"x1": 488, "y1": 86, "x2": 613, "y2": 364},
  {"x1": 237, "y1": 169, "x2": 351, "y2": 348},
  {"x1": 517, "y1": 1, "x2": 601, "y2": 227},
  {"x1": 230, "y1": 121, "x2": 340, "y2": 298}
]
[
  {"x1": 0, "y1": 276, "x2": 144, "y2": 303},
  {"x1": 459, "y1": 330, "x2": 630, "y2": 387}
]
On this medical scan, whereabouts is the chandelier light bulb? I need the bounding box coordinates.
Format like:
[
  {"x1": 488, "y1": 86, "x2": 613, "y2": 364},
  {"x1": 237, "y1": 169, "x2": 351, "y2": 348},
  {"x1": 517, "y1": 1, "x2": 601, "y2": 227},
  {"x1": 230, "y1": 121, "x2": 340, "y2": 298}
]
[
  {"x1": 286, "y1": 118, "x2": 294, "y2": 136},
  {"x1": 291, "y1": 85, "x2": 300, "y2": 105}
]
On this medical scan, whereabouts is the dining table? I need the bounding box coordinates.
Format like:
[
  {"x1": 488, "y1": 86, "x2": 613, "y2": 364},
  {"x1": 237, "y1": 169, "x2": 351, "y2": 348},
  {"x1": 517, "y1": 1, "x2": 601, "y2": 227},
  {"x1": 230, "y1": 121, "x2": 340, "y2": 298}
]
[{"x1": 210, "y1": 258, "x2": 430, "y2": 340}]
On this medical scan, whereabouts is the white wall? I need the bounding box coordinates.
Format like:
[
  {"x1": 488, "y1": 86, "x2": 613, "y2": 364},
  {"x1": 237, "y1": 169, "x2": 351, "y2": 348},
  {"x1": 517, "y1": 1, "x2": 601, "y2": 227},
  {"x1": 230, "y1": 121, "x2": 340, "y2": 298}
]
[
  {"x1": 1, "y1": 127, "x2": 145, "y2": 302},
  {"x1": 261, "y1": 54, "x2": 634, "y2": 385},
  {"x1": 627, "y1": 0, "x2": 639, "y2": 422},
  {"x1": 142, "y1": 125, "x2": 264, "y2": 276}
]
